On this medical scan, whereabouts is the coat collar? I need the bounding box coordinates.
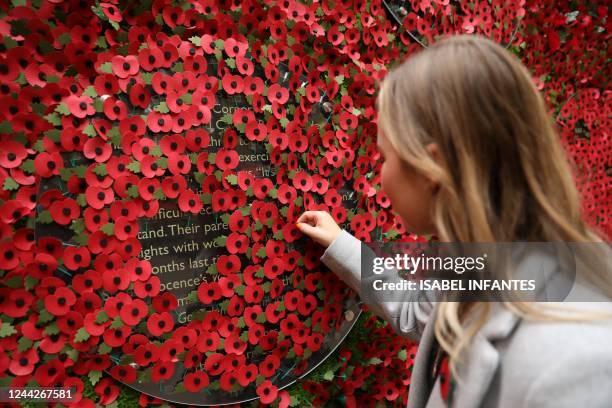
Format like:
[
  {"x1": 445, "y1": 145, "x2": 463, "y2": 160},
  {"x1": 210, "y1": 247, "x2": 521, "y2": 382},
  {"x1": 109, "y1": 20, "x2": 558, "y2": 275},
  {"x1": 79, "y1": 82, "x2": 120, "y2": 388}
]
[
  {"x1": 451, "y1": 302, "x2": 520, "y2": 408},
  {"x1": 406, "y1": 302, "x2": 439, "y2": 408},
  {"x1": 406, "y1": 245, "x2": 565, "y2": 408},
  {"x1": 451, "y1": 247, "x2": 575, "y2": 407},
  {"x1": 406, "y1": 302, "x2": 521, "y2": 408}
]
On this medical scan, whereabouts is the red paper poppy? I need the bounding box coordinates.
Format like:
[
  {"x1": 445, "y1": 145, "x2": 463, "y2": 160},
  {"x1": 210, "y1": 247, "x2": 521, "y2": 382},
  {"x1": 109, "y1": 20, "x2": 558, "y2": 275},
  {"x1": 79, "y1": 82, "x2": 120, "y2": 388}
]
[
  {"x1": 267, "y1": 83, "x2": 290, "y2": 105},
  {"x1": 85, "y1": 167, "x2": 113, "y2": 190},
  {"x1": 138, "y1": 46, "x2": 163, "y2": 72},
  {"x1": 173, "y1": 71, "x2": 196, "y2": 94},
  {"x1": 226, "y1": 295, "x2": 245, "y2": 316},
  {"x1": 215, "y1": 149, "x2": 239, "y2": 171},
  {"x1": 94, "y1": 378, "x2": 120, "y2": 406},
  {"x1": 230, "y1": 107, "x2": 253, "y2": 127},
  {"x1": 83, "y1": 137, "x2": 112, "y2": 163},
  {"x1": 58, "y1": 127, "x2": 85, "y2": 152},
  {"x1": 185, "y1": 128, "x2": 211, "y2": 152},
  {"x1": 139, "y1": 155, "x2": 165, "y2": 178},
  {"x1": 132, "y1": 341, "x2": 159, "y2": 368},
  {"x1": 34, "y1": 151, "x2": 64, "y2": 178},
  {"x1": 100, "y1": 3, "x2": 122, "y2": 22},
  {"x1": 0, "y1": 141, "x2": 27, "y2": 169},
  {"x1": 252, "y1": 179, "x2": 274, "y2": 200},
  {"x1": 92, "y1": 72, "x2": 117, "y2": 96},
  {"x1": 45, "y1": 286, "x2": 76, "y2": 316},
  {"x1": 103, "y1": 292, "x2": 131, "y2": 320},
  {"x1": 9, "y1": 348, "x2": 39, "y2": 376},
  {"x1": 153, "y1": 42, "x2": 177, "y2": 68},
  {"x1": 223, "y1": 37, "x2": 248, "y2": 58},
  {"x1": 191, "y1": 89, "x2": 215, "y2": 114},
  {"x1": 151, "y1": 361, "x2": 174, "y2": 383},
  {"x1": 224, "y1": 333, "x2": 247, "y2": 355},
  {"x1": 132, "y1": 272, "x2": 158, "y2": 294},
  {"x1": 184, "y1": 371, "x2": 209, "y2": 392},
  {"x1": 146, "y1": 111, "x2": 173, "y2": 133},
  {"x1": 256, "y1": 380, "x2": 279, "y2": 405},
  {"x1": 12, "y1": 227, "x2": 35, "y2": 251},
  {"x1": 128, "y1": 137, "x2": 153, "y2": 160},
  {"x1": 164, "y1": 90, "x2": 188, "y2": 114},
  {"x1": 221, "y1": 74, "x2": 244, "y2": 94},
  {"x1": 83, "y1": 311, "x2": 109, "y2": 337},
  {"x1": 259, "y1": 353, "x2": 280, "y2": 378},
  {"x1": 235, "y1": 55, "x2": 254, "y2": 76},
  {"x1": 197, "y1": 281, "x2": 222, "y2": 304},
  {"x1": 296, "y1": 293, "x2": 318, "y2": 316},
  {"x1": 14, "y1": 186, "x2": 37, "y2": 211},
  {"x1": 101, "y1": 267, "x2": 130, "y2": 293},
  {"x1": 244, "y1": 284, "x2": 265, "y2": 304},
  {"x1": 203, "y1": 353, "x2": 226, "y2": 376},
  {"x1": 119, "y1": 299, "x2": 149, "y2": 326},
  {"x1": 143, "y1": 279, "x2": 171, "y2": 309},
  {"x1": 262, "y1": 257, "x2": 284, "y2": 279},
  {"x1": 161, "y1": 174, "x2": 187, "y2": 198},
  {"x1": 171, "y1": 327, "x2": 197, "y2": 350},
  {"x1": 226, "y1": 232, "x2": 248, "y2": 254},
  {"x1": 23, "y1": 253, "x2": 57, "y2": 280},
  {"x1": 216, "y1": 254, "x2": 241, "y2": 276},
  {"x1": 34, "y1": 360, "x2": 65, "y2": 387},
  {"x1": 104, "y1": 156, "x2": 130, "y2": 180},
  {"x1": 129, "y1": 83, "x2": 151, "y2": 109},
  {"x1": 269, "y1": 278, "x2": 285, "y2": 298},
  {"x1": 65, "y1": 94, "x2": 95, "y2": 118},
  {"x1": 85, "y1": 186, "x2": 114, "y2": 209},
  {"x1": 197, "y1": 330, "x2": 220, "y2": 353},
  {"x1": 218, "y1": 370, "x2": 241, "y2": 392},
  {"x1": 243, "y1": 76, "x2": 264, "y2": 97},
  {"x1": 151, "y1": 71, "x2": 173, "y2": 95},
  {"x1": 63, "y1": 246, "x2": 91, "y2": 270},
  {"x1": 119, "y1": 237, "x2": 142, "y2": 260},
  {"x1": 111, "y1": 55, "x2": 139, "y2": 79},
  {"x1": 199, "y1": 33, "x2": 217, "y2": 54},
  {"x1": 178, "y1": 189, "x2": 203, "y2": 213},
  {"x1": 3, "y1": 288, "x2": 34, "y2": 318},
  {"x1": 167, "y1": 153, "x2": 191, "y2": 175},
  {"x1": 136, "y1": 178, "x2": 160, "y2": 201},
  {"x1": 146, "y1": 312, "x2": 174, "y2": 337},
  {"x1": 160, "y1": 4, "x2": 185, "y2": 27},
  {"x1": 72, "y1": 269, "x2": 102, "y2": 294},
  {"x1": 229, "y1": 210, "x2": 249, "y2": 232},
  {"x1": 184, "y1": 54, "x2": 207, "y2": 75},
  {"x1": 265, "y1": 302, "x2": 286, "y2": 324},
  {"x1": 86, "y1": 231, "x2": 115, "y2": 255},
  {"x1": 49, "y1": 198, "x2": 80, "y2": 225},
  {"x1": 268, "y1": 129, "x2": 287, "y2": 150},
  {"x1": 0, "y1": 240, "x2": 19, "y2": 271},
  {"x1": 279, "y1": 222, "x2": 301, "y2": 243},
  {"x1": 242, "y1": 121, "x2": 266, "y2": 142},
  {"x1": 109, "y1": 364, "x2": 137, "y2": 385},
  {"x1": 159, "y1": 134, "x2": 185, "y2": 156}
]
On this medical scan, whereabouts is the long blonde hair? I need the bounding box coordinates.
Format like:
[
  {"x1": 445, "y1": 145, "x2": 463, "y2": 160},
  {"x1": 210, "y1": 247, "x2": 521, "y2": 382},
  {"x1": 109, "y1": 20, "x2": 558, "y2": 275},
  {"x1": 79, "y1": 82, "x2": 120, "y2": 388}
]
[{"x1": 376, "y1": 34, "x2": 612, "y2": 379}]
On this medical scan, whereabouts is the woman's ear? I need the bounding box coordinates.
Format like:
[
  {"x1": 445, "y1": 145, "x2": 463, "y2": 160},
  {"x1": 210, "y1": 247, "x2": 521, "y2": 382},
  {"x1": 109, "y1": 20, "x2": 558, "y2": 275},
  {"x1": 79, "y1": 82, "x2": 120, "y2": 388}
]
[{"x1": 425, "y1": 142, "x2": 442, "y2": 165}]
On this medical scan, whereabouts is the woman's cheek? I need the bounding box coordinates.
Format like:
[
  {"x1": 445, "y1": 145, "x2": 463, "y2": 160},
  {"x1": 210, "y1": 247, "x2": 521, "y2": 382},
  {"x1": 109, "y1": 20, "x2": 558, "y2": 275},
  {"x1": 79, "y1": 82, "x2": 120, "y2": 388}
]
[
  {"x1": 380, "y1": 163, "x2": 391, "y2": 199},
  {"x1": 380, "y1": 162, "x2": 399, "y2": 209}
]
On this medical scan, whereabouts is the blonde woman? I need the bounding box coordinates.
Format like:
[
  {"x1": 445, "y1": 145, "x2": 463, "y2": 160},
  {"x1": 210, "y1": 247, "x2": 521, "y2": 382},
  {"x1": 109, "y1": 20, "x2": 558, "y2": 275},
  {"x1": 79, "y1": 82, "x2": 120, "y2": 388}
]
[{"x1": 296, "y1": 35, "x2": 612, "y2": 407}]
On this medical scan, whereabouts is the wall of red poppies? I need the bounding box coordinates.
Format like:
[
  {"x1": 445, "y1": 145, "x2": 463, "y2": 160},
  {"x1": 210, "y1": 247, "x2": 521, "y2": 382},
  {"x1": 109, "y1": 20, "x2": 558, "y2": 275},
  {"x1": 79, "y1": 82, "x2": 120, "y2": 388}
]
[{"x1": 0, "y1": 0, "x2": 609, "y2": 407}]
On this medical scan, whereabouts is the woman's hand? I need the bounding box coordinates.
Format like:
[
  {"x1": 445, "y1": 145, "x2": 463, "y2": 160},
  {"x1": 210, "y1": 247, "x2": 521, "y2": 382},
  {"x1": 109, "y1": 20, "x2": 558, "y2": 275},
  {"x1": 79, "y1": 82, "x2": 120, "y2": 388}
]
[{"x1": 296, "y1": 211, "x2": 342, "y2": 248}]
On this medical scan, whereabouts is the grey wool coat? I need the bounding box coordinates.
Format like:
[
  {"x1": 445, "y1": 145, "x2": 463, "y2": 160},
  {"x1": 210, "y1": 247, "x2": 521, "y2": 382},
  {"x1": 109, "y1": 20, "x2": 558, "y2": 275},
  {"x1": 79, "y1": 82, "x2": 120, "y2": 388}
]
[{"x1": 319, "y1": 230, "x2": 612, "y2": 408}]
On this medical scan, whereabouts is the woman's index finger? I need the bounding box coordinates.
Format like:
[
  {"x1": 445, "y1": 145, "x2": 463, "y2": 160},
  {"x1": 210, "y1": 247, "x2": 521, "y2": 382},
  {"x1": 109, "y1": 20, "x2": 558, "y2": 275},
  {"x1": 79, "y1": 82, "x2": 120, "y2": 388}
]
[{"x1": 296, "y1": 211, "x2": 317, "y2": 224}]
